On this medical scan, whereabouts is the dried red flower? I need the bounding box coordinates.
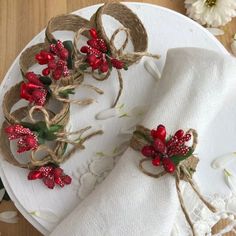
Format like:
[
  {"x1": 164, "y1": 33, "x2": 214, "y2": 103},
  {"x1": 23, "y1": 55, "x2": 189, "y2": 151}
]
[
  {"x1": 80, "y1": 28, "x2": 125, "y2": 73},
  {"x1": 141, "y1": 125, "x2": 192, "y2": 173},
  {"x1": 35, "y1": 40, "x2": 70, "y2": 80},
  {"x1": 5, "y1": 124, "x2": 38, "y2": 153},
  {"x1": 28, "y1": 165, "x2": 72, "y2": 189}
]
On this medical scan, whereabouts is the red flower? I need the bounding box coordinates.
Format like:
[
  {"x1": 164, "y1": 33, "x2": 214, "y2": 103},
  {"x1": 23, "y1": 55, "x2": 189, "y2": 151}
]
[
  {"x1": 20, "y1": 82, "x2": 47, "y2": 106},
  {"x1": 141, "y1": 125, "x2": 192, "y2": 173},
  {"x1": 28, "y1": 165, "x2": 72, "y2": 189},
  {"x1": 80, "y1": 28, "x2": 125, "y2": 73},
  {"x1": 35, "y1": 40, "x2": 70, "y2": 80},
  {"x1": 5, "y1": 124, "x2": 38, "y2": 153}
]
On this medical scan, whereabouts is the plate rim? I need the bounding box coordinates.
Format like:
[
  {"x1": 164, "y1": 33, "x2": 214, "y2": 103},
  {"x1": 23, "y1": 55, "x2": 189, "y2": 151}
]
[{"x1": 0, "y1": 2, "x2": 228, "y2": 234}]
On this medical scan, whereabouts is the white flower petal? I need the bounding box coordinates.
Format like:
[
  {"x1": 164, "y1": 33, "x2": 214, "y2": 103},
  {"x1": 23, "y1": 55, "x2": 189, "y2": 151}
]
[
  {"x1": 144, "y1": 59, "x2": 161, "y2": 81},
  {"x1": 206, "y1": 27, "x2": 224, "y2": 36},
  {"x1": 0, "y1": 211, "x2": 18, "y2": 224},
  {"x1": 211, "y1": 152, "x2": 236, "y2": 169},
  {"x1": 30, "y1": 210, "x2": 59, "y2": 223},
  {"x1": 224, "y1": 169, "x2": 236, "y2": 194},
  {"x1": 185, "y1": 0, "x2": 236, "y2": 27},
  {"x1": 0, "y1": 188, "x2": 5, "y2": 202},
  {"x1": 95, "y1": 108, "x2": 119, "y2": 120}
]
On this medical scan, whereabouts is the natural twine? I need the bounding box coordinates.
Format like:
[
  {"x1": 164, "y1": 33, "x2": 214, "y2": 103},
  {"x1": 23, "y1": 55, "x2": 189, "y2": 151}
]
[
  {"x1": 74, "y1": 27, "x2": 159, "y2": 108},
  {"x1": 28, "y1": 106, "x2": 103, "y2": 167},
  {"x1": 130, "y1": 125, "x2": 217, "y2": 236}
]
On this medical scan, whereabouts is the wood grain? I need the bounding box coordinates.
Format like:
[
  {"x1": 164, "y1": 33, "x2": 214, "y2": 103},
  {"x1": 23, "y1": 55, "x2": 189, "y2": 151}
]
[{"x1": 0, "y1": 0, "x2": 235, "y2": 235}]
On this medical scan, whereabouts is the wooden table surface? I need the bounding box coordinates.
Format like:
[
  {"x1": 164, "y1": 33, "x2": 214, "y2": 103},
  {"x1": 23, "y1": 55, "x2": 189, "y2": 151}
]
[{"x1": 0, "y1": 0, "x2": 235, "y2": 235}]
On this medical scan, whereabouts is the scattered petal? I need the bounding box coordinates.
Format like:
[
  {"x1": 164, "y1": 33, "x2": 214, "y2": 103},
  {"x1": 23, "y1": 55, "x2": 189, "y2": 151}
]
[
  {"x1": 0, "y1": 211, "x2": 18, "y2": 224},
  {"x1": 224, "y1": 169, "x2": 236, "y2": 194},
  {"x1": 211, "y1": 153, "x2": 236, "y2": 169},
  {"x1": 206, "y1": 27, "x2": 224, "y2": 36},
  {"x1": 30, "y1": 210, "x2": 59, "y2": 223},
  {"x1": 144, "y1": 59, "x2": 161, "y2": 81}
]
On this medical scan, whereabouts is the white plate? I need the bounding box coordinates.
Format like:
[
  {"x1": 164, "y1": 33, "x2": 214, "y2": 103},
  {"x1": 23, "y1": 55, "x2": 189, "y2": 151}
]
[{"x1": 0, "y1": 2, "x2": 228, "y2": 235}]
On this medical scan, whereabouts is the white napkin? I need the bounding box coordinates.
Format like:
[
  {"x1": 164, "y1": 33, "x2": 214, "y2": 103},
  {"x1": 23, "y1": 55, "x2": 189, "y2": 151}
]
[{"x1": 51, "y1": 48, "x2": 236, "y2": 236}]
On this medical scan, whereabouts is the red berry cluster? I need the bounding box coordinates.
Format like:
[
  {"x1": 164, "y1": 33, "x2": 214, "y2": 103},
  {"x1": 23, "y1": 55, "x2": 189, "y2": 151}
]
[
  {"x1": 28, "y1": 165, "x2": 72, "y2": 189},
  {"x1": 141, "y1": 125, "x2": 192, "y2": 173},
  {"x1": 80, "y1": 28, "x2": 125, "y2": 73},
  {"x1": 20, "y1": 72, "x2": 47, "y2": 106},
  {"x1": 35, "y1": 40, "x2": 69, "y2": 80},
  {"x1": 5, "y1": 124, "x2": 38, "y2": 153}
]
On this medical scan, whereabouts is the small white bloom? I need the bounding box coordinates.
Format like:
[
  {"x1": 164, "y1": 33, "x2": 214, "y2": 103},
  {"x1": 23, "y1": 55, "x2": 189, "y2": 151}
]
[{"x1": 185, "y1": 0, "x2": 236, "y2": 27}]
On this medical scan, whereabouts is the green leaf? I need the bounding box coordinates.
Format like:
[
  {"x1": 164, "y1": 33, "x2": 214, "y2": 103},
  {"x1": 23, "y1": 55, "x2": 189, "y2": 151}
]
[
  {"x1": 63, "y1": 40, "x2": 74, "y2": 69},
  {"x1": 44, "y1": 132, "x2": 57, "y2": 141},
  {"x1": 49, "y1": 125, "x2": 63, "y2": 132},
  {"x1": 171, "y1": 148, "x2": 194, "y2": 166},
  {"x1": 37, "y1": 136, "x2": 45, "y2": 145},
  {"x1": 39, "y1": 76, "x2": 52, "y2": 85},
  {"x1": 123, "y1": 64, "x2": 128, "y2": 70}
]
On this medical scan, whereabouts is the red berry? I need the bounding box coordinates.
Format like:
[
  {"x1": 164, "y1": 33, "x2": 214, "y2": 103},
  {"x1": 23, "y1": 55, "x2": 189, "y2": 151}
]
[
  {"x1": 28, "y1": 170, "x2": 43, "y2": 180},
  {"x1": 43, "y1": 176, "x2": 55, "y2": 189},
  {"x1": 87, "y1": 39, "x2": 100, "y2": 51},
  {"x1": 35, "y1": 54, "x2": 43, "y2": 61},
  {"x1": 152, "y1": 156, "x2": 161, "y2": 166},
  {"x1": 111, "y1": 58, "x2": 124, "y2": 69},
  {"x1": 151, "y1": 125, "x2": 166, "y2": 142},
  {"x1": 48, "y1": 60, "x2": 57, "y2": 69},
  {"x1": 80, "y1": 46, "x2": 89, "y2": 53},
  {"x1": 59, "y1": 48, "x2": 69, "y2": 60},
  {"x1": 61, "y1": 175, "x2": 72, "y2": 185},
  {"x1": 42, "y1": 67, "x2": 50, "y2": 76},
  {"x1": 54, "y1": 176, "x2": 65, "y2": 187},
  {"x1": 53, "y1": 69, "x2": 63, "y2": 80},
  {"x1": 141, "y1": 145, "x2": 156, "y2": 157},
  {"x1": 174, "y1": 129, "x2": 184, "y2": 139},
  {"x1": 99, "y1": 61, "x2": 109, "y2": 73},
  {"x1": 87, "y1": 54, "x2": 97, "y2": 64},
  {"x1": 162, "y1": 158, "x2": 175, "y2": 173},
  {"x1": 53, "y1": 167, "x2": 63, "y2": 178},
  {"x1": 91, "y1": 58, "x2": 102, "y2": 70},
  {"x1": 153, "y1": 138, "x2": 166, "y2": 154},
  {"x1": 97, "y1": 39, "x2": 107, "y2": 53},
  {"x1": 89, "y1": 28, "x2": 98, "y2": 39}
]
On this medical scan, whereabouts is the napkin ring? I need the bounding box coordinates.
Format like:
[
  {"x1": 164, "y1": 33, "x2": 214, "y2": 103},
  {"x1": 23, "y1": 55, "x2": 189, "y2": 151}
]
[{"x1": 130, "y1": 124, "x2": 217, "y2": 236}]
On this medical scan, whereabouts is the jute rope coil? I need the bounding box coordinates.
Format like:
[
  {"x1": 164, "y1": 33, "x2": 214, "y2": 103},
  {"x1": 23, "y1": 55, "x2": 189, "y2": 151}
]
[
  {"x1": 90, "y1": 1, "x2": 149, "y2": 66},
  {"x1": 0, "y1": 106, "x2": 103, "y2": 169},
  {"x1": 2, "y1": 82, "x2": 70, "y2": 126},
  {"x1": 130, "y1": 125, "x2": 217, "y2": 236},
  {"x1": 45, "y1": 2, "x2": 159, "y2": 107},
  {"x1": 0, "y1": 107, "x2": 66, "y2": 169},
  {"x1": 45, "y1": 14, "x2": 91, "y2": 44}
]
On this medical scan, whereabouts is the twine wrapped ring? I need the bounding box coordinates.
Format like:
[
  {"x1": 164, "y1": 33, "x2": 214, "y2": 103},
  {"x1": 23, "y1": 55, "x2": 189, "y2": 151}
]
[
  {"x1": 130, "y1": 125, "x2": 217, "y2": 236},
  {"x1": 2, "y1": 82, "x2": 70, "y2": 126}
]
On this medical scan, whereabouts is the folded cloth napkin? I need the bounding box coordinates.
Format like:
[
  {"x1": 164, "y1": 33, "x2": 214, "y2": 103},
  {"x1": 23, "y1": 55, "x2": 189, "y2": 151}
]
[{"x1": 51, "y1": 48, "x2": 236, "y2": 236}]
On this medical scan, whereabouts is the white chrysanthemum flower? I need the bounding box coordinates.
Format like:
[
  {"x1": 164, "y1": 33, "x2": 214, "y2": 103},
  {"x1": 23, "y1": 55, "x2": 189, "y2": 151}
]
[{"x1": 185, "y1": 0, "x2": 236, "y2": 27}]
